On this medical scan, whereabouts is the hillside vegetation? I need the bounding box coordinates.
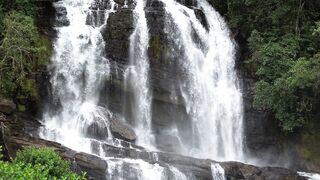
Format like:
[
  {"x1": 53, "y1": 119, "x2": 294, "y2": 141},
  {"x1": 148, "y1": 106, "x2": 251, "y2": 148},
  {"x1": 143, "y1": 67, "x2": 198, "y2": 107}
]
[
  {"x1": 0, "y1": 0, "x2": 51, "y2": 110},
  {"x1": 210, "y1": 0, "x2": 320, "y2": 132}
]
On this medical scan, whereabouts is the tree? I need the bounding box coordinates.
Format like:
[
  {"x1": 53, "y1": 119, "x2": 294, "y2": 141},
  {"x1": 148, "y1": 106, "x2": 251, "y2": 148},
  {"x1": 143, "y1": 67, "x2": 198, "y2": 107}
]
[{"x1": 0, "y1": 11, "x2": 50, "y2": 99}]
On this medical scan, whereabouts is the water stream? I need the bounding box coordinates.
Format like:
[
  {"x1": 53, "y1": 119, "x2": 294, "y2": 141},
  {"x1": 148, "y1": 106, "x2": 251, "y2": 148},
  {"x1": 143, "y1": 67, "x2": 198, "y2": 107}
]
[
  {"x1": 40, "y1": 0, "x2": 116, "y2": 153},
  {"x1": 160, "y1": 0, "x2": 243, "y2": 161},
  {"x1": 40, "y1": 0, "x2": 245, "y2": 179},
  {"x1": 125, "y1": 0, "x2": 155, "y2": 149}
]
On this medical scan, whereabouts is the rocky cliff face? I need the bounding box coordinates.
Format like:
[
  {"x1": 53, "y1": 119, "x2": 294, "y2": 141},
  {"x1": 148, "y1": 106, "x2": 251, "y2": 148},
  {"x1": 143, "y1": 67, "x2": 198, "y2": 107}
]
[
  {"x1": 100, "y1": 0, "x2": 201, "y2": 153},
  {"x1": 29, "y1": 0, "x2": 319, "y2": 177},
  {"x1": 105, "y1": 0, "x2": 320, "y2": 172}
]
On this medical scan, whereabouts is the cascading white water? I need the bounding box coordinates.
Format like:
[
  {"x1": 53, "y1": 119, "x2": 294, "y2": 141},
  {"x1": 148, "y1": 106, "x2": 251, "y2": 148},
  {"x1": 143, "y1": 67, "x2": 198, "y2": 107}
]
[
  {"x1": 40, "y1": 0, "x2": 243, "y2": 178},
  {"x1": 168, "y1": 166, "x2": 188, "y2": 180},
  {"x1": 40, "y1": 0, "x2": 117, "y2": 153},
  {"x1": 298, "y1": 172, "x2": 320, "y2": 180},
  {"x1": 105, "y1": 157, "x2": 194, "y2": 180},
  {"x1": 211, "y1": 164, "x2": 226, "y2": 180},
  {"x1": 160, "y1": 0, "x2": 244, "y2": 161},
  {"x1": 125, "y1": 0, "x2": 155, "y2": 149},
  {"x1": 106, "y1": 158, "x2": 164, "y2": 180}
]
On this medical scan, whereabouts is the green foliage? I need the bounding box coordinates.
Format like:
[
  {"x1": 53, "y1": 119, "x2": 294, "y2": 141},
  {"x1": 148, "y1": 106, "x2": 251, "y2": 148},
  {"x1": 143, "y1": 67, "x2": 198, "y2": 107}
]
[
  {"x1": 0, "y1": 147, "x2": 86, "y2": 180},
  {"x1": 254, "y1": 54, "x2": 320, "y2": 131},
  {"x1": 0, "y1": 0, "x2": 37, "y2": 36},
  {"x1": 314, "y1": 22, "x2": 320, "y2": 36},
  {"x1": 14, "y1": 147, "x2": 75, "y2": 178},
  {"x1": 249, "y1": 33, "x2": 299, "y2": 82},
  {"x1": 209, "y1": 0, "x2": 320, "y2": 132},
  {"x1": 0, "y1": 0, "x2": 37, "y2": 17},
  {"x1": 0, "y1": 11, "x2": 50, "y2": 100}
]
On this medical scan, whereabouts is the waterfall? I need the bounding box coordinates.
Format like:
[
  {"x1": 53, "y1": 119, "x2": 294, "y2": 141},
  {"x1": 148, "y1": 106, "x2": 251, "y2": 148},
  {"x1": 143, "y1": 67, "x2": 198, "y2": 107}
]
[
  {"x1": 106, "y1": 158, "x2": 164, "y2": 180},
  {"x1": 105, "y1": 158, "x2": 194, "y2": 180},
  {"x1": 298, "y1": 172, "x2": 320, "y2": 180},
  {"x1": 40, "y1": 0, "x2": 243, "y2": 178},
  {"x1": 211, "y1": 163, "x2": 226, "y2": 180},
  {"x1": 160, "y1": 0, "x2": 244, "y2": 161},
  {"x1": 40, "y1": 0, "x2": 117, "y2": 153},
  {"x1": 125, "y1": 0, "x2": 155, "y2": 149}
]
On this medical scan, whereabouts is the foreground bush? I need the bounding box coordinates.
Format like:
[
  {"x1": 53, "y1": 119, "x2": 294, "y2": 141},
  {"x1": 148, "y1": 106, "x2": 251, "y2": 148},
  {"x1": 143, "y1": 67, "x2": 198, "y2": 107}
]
[{"x1": 0, "y1": 147, "x2": 86, "y2": 180}]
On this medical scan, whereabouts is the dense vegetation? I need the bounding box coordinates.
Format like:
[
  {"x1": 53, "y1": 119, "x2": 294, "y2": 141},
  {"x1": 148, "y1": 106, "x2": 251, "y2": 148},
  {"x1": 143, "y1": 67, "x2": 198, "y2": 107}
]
[
  {"x1": 0, "y1": 0, "x2": 318, "y2": 131},
  {"x1": 0, "y1": 0, "x2": 51, "y2": 109},
  {"x1": 210, "y1": 0, "x2": 320, "y2": 132},
  {"x1": 0, "y1": 147, "x2": 85, "y2": 179}
]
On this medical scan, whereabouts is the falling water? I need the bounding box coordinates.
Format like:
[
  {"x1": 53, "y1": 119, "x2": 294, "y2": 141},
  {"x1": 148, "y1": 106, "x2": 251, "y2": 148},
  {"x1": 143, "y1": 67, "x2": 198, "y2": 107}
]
[
  {"x1": 298, "y1": 172, "x2": 320, "y2": 180},
  {"x1": 105, "y1": 158, "x2": 195, "y2": 180},
  {"x1": 40, "y1": 0, "x2": 117, "y2": 153},
  {"x1": 125, "y1": 0, "x2": 155, "y2": 149},
  {"x1": 211, "y1": 164, "x2": 226, "y2": 180},
  {"x1": 40, "y1": 0, "x2": 243, "y2": 178},
  {"x1": 106, "y1": 158, "x2": 164, "y2": 180},
  {"x1": 160, "y1": 0, "x2": 244, "y2": 161}
]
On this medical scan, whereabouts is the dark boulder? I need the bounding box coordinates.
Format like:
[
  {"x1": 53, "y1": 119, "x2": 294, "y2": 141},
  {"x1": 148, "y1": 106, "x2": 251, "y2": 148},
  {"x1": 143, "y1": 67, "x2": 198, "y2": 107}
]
[
  {"x1": 85, "y1": 110, "x2": 137, "y2": 142},
  {"x1": 110, "y1": 116, "x2": 137, "y2": 142},
  {"x1": 103, "y1": 8, "x2": 134, "y2": 68},
  {"x1": 86, "y1": 121, "x2": 109, "y2": 140},
  {"x1": 55, "y1": 5, "x2": 70, "y2": 27}
]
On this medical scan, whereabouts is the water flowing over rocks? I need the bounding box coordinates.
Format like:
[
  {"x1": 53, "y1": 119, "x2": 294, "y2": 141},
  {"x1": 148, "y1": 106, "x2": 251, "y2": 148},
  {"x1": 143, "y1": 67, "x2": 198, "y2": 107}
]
[
  {"x1": 28, "y1": 0, "x2": 320, "y2": 178},
  {"x1": 0, "y1": 113, "x2": 305, "y2": 180},
  {"x1": 102, "y1": 0, "x2": 244, "y2": 160},
  {"x1": 85, "y1": 115, "x2": 136, "y2": 142}
]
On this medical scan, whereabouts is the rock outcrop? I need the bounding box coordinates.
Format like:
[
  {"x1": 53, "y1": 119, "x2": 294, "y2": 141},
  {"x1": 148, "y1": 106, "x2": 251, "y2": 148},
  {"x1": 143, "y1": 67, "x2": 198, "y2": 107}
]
[
  {"x1": 86, "y1": 112, "x2": 137, "y2": 142},
  {"x1": 0, "y1": 112, "x2": 305, "y2": 180}
]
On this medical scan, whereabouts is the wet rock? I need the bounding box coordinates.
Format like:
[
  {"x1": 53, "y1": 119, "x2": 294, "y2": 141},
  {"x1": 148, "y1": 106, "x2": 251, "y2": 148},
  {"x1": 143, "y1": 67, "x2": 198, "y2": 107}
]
[
  {"x1": 221, "y1": 161, "x2": 305, "y2": 180},
  {"x1": 176, "y1": 0, "x2": 197, "y2": 7},
  {"x1": 2, "y1": 113, "x2": 306, "y2": 180},
  {"x1": 0, "y1": 99, "x2": 16, "y2": 115},
  {"x1": 55, "y1": 5, "x2": 70, "y2": 27},
  {"x1": 114, "y1": 0, "x2": 135, "y2": 8},
  {"x1": 86, "y1": 121, "x2": 109, "y2": 140},
  {"x1": 36, "y1": 1, "x2": 57, "y2": 39},
  {"x1": 194, "y1": 8, "x2": 208, "y2": 30},
  {"x1": 110, "y1": 116, "x2": 136, "y2": 142},
  {"x1": 103, "y1": 8, "x2": 134, "y2": 67},
  {"x1": 85, "y1": 111, "x2": 136, "y2": 142}
]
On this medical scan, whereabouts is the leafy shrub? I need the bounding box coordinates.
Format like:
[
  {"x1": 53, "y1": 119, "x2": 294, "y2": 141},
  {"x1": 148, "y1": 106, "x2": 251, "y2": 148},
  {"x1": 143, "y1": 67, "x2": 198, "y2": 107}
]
[
  {"x1": 0, "y1": 11, "x2": 50, "y2": 100},
  {"x1": 0, "y1": 147, "x2": 86, "y2": 180}
]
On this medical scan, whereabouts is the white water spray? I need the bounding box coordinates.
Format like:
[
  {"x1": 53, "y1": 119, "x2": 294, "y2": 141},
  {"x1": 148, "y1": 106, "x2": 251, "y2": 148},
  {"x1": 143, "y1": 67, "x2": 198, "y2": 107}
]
[
  {"x1": 106, "y1": 158, "x2": 164, "y2": 180},
  {"x1": 211, "y1": 163, "x2": 226, "y2": 180},
  {"x1": 125, "y1": 0, "x2": 155, "y2": 149},
  {"x1": 298, "y1": 172, "x2": 320, "y2": 180},
  {"x1": 40, "y1": 0, "x2": 244, "y2": 178},
  {"x1": 40, "y1": 0, "x2": 117, "y2": 153},
  {"x1": 160, "y1": 0, "x2": 244, "y2": 161}
]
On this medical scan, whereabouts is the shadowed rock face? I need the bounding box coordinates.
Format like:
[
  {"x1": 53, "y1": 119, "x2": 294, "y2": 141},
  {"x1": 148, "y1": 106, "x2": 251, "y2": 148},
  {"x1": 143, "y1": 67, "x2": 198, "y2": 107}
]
[
  {"x1": 101, "y1": 0, "x2": 207, "y2": 154},
  {"x1": 0, "y1": 113, "x2": 305, "y2": 180},
  {"x1": 34, "y1": 0, "x2": 319, "y2": 176}
]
